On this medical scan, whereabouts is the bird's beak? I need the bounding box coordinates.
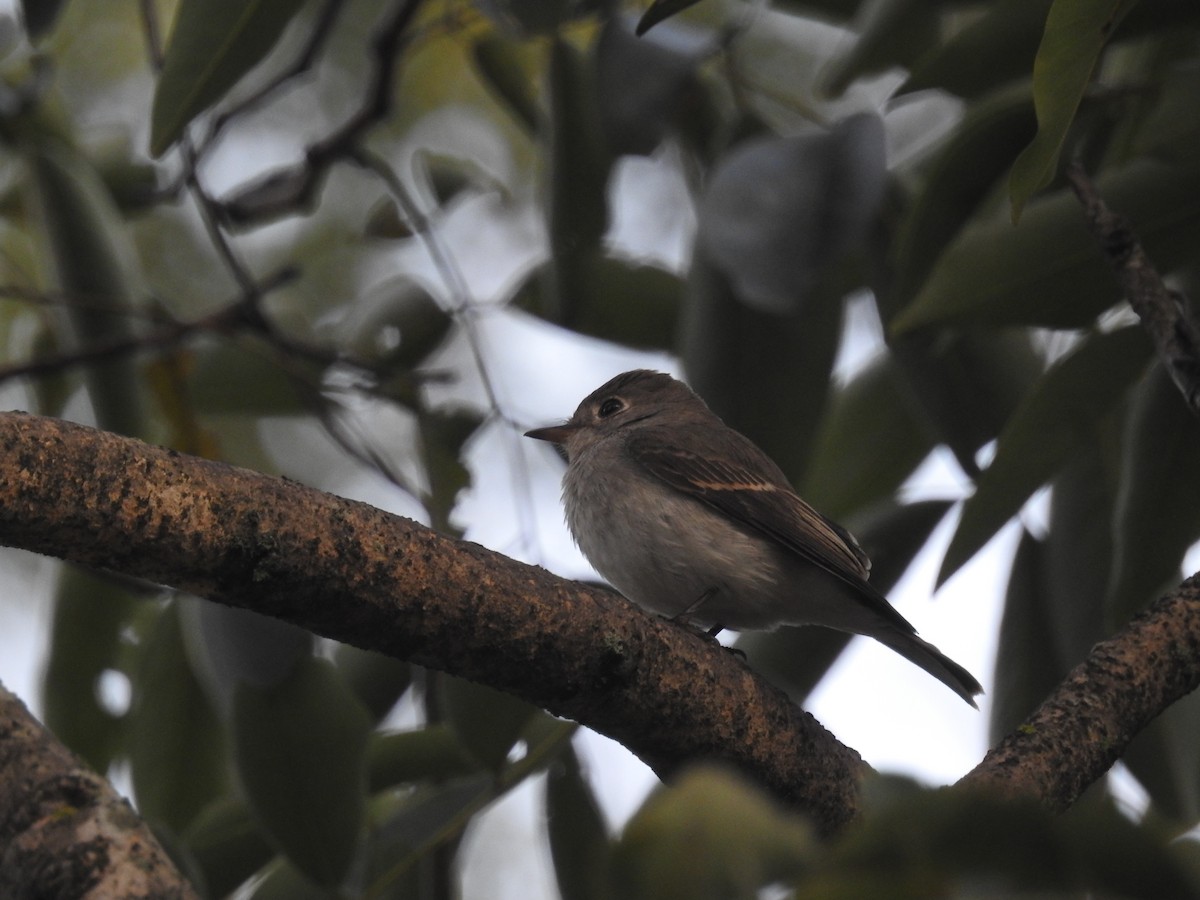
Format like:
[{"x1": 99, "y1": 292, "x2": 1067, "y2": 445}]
[{"x1": 524, "y1": 423, "x2": 579, "y2": 444}]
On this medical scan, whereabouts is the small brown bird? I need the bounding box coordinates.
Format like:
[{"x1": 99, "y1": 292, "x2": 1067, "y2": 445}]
[{"x1": 526, "y1": 369, "x2": 982, "y2": 707}]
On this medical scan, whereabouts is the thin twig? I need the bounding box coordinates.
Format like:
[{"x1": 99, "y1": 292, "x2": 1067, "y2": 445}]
[{"x1": 1066, "y1": 160, "x2": 1200, "y2": 416}]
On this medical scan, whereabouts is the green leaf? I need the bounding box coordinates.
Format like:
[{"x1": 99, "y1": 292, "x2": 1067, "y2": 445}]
[
  {"x1": 418, "y1": 407, "x2": 482, "y2": 535},
  {"x1": 21, "y1": 0, "x2": 68, "y2": 40},
  {"x1": 613, "y1": 766, "x2": 812, "y2": 900},
  {"x1": 892, "y1": 161, "x2": 1200, "y2": 333},
  {"x1": 940, "y1": 326, "x2": 1152, "y2": 585},
  {"x1": 130, "y1": 600, "x2": 229, "y2": 833},
  {"x1": 342, "y1": 279, "x2": 453, "y2": 370},
  {"x1": 1107, "y1": 363, "x2": 1200, "y2": 624},
  {"x1": 440, "y1": 675, "x2": 539, "y2": 772},
  {"x1": 233, "y1": 655, "x2": 372, "y2": 887},
  {"x1": 514, "y1": 257, "x2": 683, "y2": 351},
  {"x1": 544, "y1": 37, "x2": 612, "y2": 324},
  {"x1": 821, "y1": 0, "x2": 941, "y2": 96},
  {"x1": 899, "y1": 0, "x2": 1052, "y2": 99},
  {"x1": 1042, "y1": 440, "x2": 1120, "y2": 667},
  {"x1": 189, "y1": 340, "x2": 308, "y2": 415},
  {"x1": 25, "y1": 139, "x2": 150, "y2": 438},
  {"x1": 1123, "y1": 688, "x2": 1200, "y2": 825},
  {"x1": 365, "y1": 775, "x2": 493, "y2": 892},
  {"x1": 683, "y1": 252, "x2": 843, "y2": 484},
  {"x1": 890, "y1": 329, "x2": 1043, "y2": 476},
  {"x1": 472, "y1": 35, "x2": 540, "y2": 134},
  {"x1": 331, "y1": 643, "x2": 411, "y2": 724},
  {"x1": 367, "y1": 727, "x2": 478, "y2": 791},
  {"x1": 1008, "y1": 0, "x2": 1138, "y2": 221},
  {"x1": 184, "y1": 796, "x2": 276, "y2": 900},
  {"x1": 801, "y1": 354, "x2": 936, "y2": 520},
  {"x1": 635, "y1": 0, "x2": 705, "y2": 36},
  {"x1": 546, "y1": 743, "x2": 612, "y2": 900},
  {"x1": 150, "y1": 0, "x2": 308, "y2": 156},
  {"x1": 989, "y1": 530, "x2": 1062, "y2": 743},
  {"x1": 42, "y1": 567, "x2": 140, "y2": 771},
  {"x1": 244, "y1": 857, "x2": 337, "y2": 900},
  {"x1": 887, "y1": 84, "x2": 1037, "y2": 316}
]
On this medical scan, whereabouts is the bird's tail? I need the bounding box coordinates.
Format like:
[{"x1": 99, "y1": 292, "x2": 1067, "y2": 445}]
[{"x1": 873, "y1": 627, "x2": 983, "y2": 708}]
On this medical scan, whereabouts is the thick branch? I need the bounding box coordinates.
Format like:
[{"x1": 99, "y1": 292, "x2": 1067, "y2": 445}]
[
  {"x1": 1066, "y1": 160, "x2": 1200, "y2": 416},
  {"x1": 0, "y1": 412, "x2": 866, "y2": 836},
  {"x1": 0, "y1": 681, "x2": 198, "y2": 898},
  {"x1": 960, "y1": 573, "x2": 1200, "y2": 808}
]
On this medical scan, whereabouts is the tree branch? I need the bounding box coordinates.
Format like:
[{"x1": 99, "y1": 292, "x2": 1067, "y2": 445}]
[
  {"x1": 0, "y1": 681, "x2": 198, "y2": 898},
  {"x1": 0, "y1": 412, "x2": 866, "y2": 837},
  {"x1": 959, "y1": 573, "x2": 1200, "y2": 808},
  {"x1": 1066, "y1": 160, "x2": 1200, "y2": 416}
]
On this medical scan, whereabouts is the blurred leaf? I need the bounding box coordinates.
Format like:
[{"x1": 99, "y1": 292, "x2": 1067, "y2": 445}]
[
  {"x1": 150, "y1": 0, "x2": 308, "y2": 156},
  {"x1": 184, "y1": 796, "x2": 275, "y2": 900},
  {"x1": 233, "y1": 655, "x2": 372, "y2": 887},
  {"x1": 365, "y1": 775, "x2": 493, "y2": 892},
  {"x1": 189, "y1": 340, "x2": 308, "y2": 415},
  {"x1": 332, "y1": 642, "x2": 411, "y2": 724},
  {"x1": 1107, "y1": 363, "x2": 1200, "y2": 624},
  {"x1": 613, "y1": 766, "x2": 812, "y2": 900},
  {"x1": 989, "y1": 530, "x2": 1061, "y2": 743},
  {"x1": 418, "y1": 407, "x2": 482, "y2": 535},
  {"x1": 737, "y1": 500, "x2": 951, "y2": 704},
  {"x1": 1009, "y1": 0, "x2": 1137, "y2": 221},
  {"x1": 1122, "y1": 687, "x2": 1200, "y2": 825},
  {"x1": 892, "y1": 161, "x2": 1200, "y2": 333},
  {"x1": 635, "y1": 0, "x2": 703, "y2": 36},
  {"x1": 818, "y1": 781, "x2": 1200, "y2": 899},
  {"x1": 1133, "y1": 65, "x2": 1200, "y2": 164},
  {"x1": 25, "y1": 139, "x2": 149, "y2": 438},
  {"x1": 367, "y1": 727, "x2": 478, "y2": 791},
  {"x1": 544, "y1": 36, "x2": 612, "y2": 324},
  {"x1": 21, "y1": 0, "x2": 68, "y2": 39},
  {"x1": 363, "y1": 198, "x2": 413, "y2": 239},
  {"x1": 801, "y1": 354, "x2": 936, "y2": 519},
  {"x1": 515, "y1": 257, "x2": 682, "y2": 350},
  {"x1": 472, "y1": 35, "x2": 541, "y2": 134},
  {"x1": 1043, "y1": 439, "x2": 1120, "y2": 667},
  {"x1": 683, "y1": 253, "x2": 842, "y2": 483},
  {"x1": 546, "y1": 743, "x2": 611, "y2": 900},
  {"x1": 887, "y1": 83, "x2": 1037, "y2": 317},
  {"x1": 181, "y1": 600, "x2": 312, "y2": 717},
  {"x1": 130, "y1": 600, "x2": 229, "y2": 833},
  {"x1": 695, "y1": 115, "x2": 886, "y2": 316},
  {"x1": 245, "y1": 857, "x2": 337, "y2": 900},
  {"x1": 822, "y1": 0, "x2": 940, "y2": 95},
  {"x1": 940, "y1": 326, "x2": 1151, "y2": 585},
  {"x1": 42, "y1": 567, "x2": 140, "y2": 770},
  {"x1": 891, "y1": 329, "x2": 1043, "y2": 476},
  {"x1": 594, "y1": 18, "x2": 697, "y2": 156},
  {"x1": 342, "y1": 279, "x2": 453, "y2": 370},
  {"x1": 899, "y1": 0, "x2": 1052, "y2": 99},
  {"x1": 440, "y1": 675, "x2": 539, "y2": 772}
]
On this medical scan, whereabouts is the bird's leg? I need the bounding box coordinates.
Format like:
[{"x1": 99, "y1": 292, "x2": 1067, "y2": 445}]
[{"x1": 672, "y1": 588, "x2": 716, "y2": 623}]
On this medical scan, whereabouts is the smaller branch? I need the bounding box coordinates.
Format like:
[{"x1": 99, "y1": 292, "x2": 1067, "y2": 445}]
[
  {"x1": 0, "y1": 681, "x2": 198, "y2": 898},
  {"x1": 959, "y1": 573, "x2": 1200, "y2": 809},
  {"x1": 1066, "y1": 160, "x2": 1200, "y2": 416},
  {"x1": 221, "y1": 0, "x2": 426, "y2": 225},
  {"x1": 200, "y1": 0, "x2": 346, "y2": 150},
  {"x1": 0, "y1": 269, "x2": 300, "y2": 388}
]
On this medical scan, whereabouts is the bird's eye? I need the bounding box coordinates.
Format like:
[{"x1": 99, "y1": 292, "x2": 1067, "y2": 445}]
[{"x1": 598, "y1": 397, "x2": 624, "y2": 418}]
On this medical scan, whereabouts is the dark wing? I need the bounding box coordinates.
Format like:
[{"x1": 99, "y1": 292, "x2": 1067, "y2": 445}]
[{"x1": 626, "y1": 423, "x2": 916, "y2": 632}]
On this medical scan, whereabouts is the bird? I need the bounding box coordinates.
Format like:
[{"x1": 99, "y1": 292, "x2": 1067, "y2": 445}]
[{"x1": 525, "y1": 369, "x2": 983, "y2": 707}]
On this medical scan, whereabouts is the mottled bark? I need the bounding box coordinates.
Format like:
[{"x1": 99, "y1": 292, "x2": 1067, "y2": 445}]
[
  {"x1": 0, "y1": 411, "x2": 867, "y2": 837},
  {"x1": 0, "y1": 681, "x2": 199, "y2": 899}
]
